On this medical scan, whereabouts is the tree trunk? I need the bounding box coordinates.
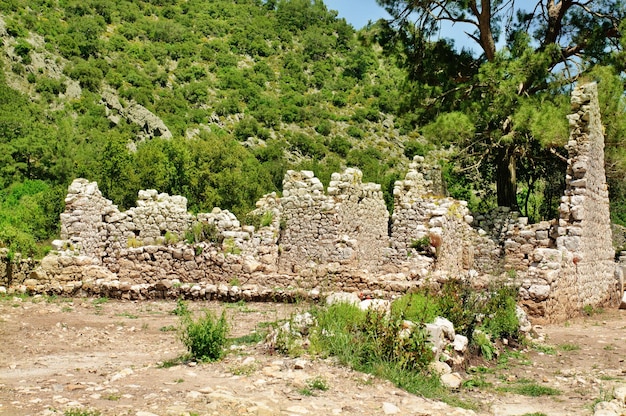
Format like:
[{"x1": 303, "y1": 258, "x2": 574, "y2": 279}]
[{"x1": 496, "y1": 146, "x2": 518, "y2": 209}]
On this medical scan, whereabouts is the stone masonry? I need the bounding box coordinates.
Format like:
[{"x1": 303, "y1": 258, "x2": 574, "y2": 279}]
[{"x1": 4, "y1": 83, "x2": 622, "y2": 322}]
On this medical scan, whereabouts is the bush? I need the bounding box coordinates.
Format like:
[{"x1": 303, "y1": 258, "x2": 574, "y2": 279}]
[
  {"x1": 328, "y1": 136, "x2": 351, "y2": 157},
  {"x1": 185, "y1": 222, "x2": 219, "y2": 244},
  {"x1": 180, "y1": 310, "x2": 229, "y2": 362},
  {"x1": 391, "y1": 291, "x2": 439, "y2": 324}
]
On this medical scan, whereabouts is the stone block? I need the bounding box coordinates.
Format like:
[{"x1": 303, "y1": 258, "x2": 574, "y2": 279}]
[{"x1": 529, "y1": 284, "x2": 551, "y2": 301}]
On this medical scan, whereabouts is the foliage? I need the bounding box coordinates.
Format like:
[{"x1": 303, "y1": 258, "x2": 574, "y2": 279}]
[
  {"x1": 185, "y1": 222, "x2": 219, "y2": 245},
  {"x1": 376, "y1": 0, "x2": 625, "y2": 211},
  {"x1": 276, "y1": 300, "x2": 473, "y2": 406},
  {"x1": 498, "y1": 379, "x2": 561, "y2": 397},
  {"x1": 0, "y1": 0, "x2": 623, "y2": 257},
  {"x1": 179, "y1": 309, "x2": 229, "y2": 362}
]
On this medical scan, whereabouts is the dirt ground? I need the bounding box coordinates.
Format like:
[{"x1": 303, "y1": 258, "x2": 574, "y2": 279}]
[{"x1": 0, "y1": 295, "x2": 624, "y2": 416}]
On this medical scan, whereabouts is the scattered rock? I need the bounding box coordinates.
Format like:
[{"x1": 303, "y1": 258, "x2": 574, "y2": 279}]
[
  {"x1": 382, "y1": 402, "x2": 400, "y2": 414},
  {"x1": 440, "y1": 372, "x2": 463, "y2": 389}
]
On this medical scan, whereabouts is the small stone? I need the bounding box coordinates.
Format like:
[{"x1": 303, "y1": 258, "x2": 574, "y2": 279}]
[
  {"x1": 186, "y1": 391, "x2": 202, "y2": 399},
  {"x1": 430, "y1": 361, "x2": 451, "y2": 375},
  {"x1": 285, "y1": 405, "x2": 309, "y2": 414},
  {"x1": 382, "y1": 402, "x2": 400, "y2": 414},
  {"x1": 614, "y1": 385, "x2": 626, "y2": 403},
  {"x1": 453, "y1": 334, "x2": 468, "y2": 352},
  {"x1": 440, "y1": 372, "x2": 463, "y2": 389},
  {"x1": 294, "y1": 359, "x2": 307, "y2": 370}
]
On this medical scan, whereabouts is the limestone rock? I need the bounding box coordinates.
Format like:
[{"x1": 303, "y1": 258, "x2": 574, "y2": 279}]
[
  {"x1": 325, "y1": 292, "x2": 360, "y2": 306},
  {"x1": 440, "y1": 372, "x2": 463, "y2": 389}
]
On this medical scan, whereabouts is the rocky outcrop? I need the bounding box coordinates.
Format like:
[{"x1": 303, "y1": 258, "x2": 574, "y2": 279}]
[{"x1": 101, "y1": 89, "x2": 172, "y2": 142}]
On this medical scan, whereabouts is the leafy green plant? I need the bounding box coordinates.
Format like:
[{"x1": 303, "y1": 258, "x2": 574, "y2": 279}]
[
  {"x1": 171, "y1": 298, "x2": 190, "y2": 316},
  {"x1": 179, "y1": 310, "x2": 229, "y2": 362},
  {"x1": 409, "y1": 236, "x2": 431, "y2": 252},
  {"x1": 299, "y1": 376, "x2": 330, "y2": 395},
  {"x1": 185, "y1": 222, "x2": 220, "y2": 244},
  {"x1": 223, "y1": 237, "x2": 241, "y2": 255},
  {"x1": 391, "y1": 292, "x2": 439, "y2": 324},
  {"x1": 473, "y1": 331, "x2": 495, "y2": 360}
]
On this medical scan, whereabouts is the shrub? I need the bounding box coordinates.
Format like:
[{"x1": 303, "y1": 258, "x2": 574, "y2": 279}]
[
  {"x1": 409, "y1": 236, "x2": 430, "y2": 252},
  {"x1": 185, "y1": 222, "x2": 219, "y2": 244},
  {"x1": 180, "y1": 310, "x2": 229, "y2": 362},
  {"x1": 391, "y1": 292, "x2": 439, "y2": 324},
  {"x1": 244, "y1": 210, "x2": 274, "y2": 229},
  {"x1": 328, "y1": 136, "x2": 351, "y2": 157},
  {"x1": 481, "y1": 282, "x2": 520, "y2": 340},
  {"x1": 346, "y1": 126, "x2": 365, "y2": 139},
  {"x1": 315, "y1": 120, "x2": 332, "y2": 136}
]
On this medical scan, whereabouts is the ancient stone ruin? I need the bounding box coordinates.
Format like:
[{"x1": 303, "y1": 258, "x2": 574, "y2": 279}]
[{"x1": 2, "y1": 83, "x2": 624, "y2": 322}]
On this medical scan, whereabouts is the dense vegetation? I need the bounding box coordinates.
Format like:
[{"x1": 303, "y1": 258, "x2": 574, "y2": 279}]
[
  {"x1": 271, "y1": 279, "x2": 520, "y2": 406},
  {"x1": 0, "y1": 0, "x2": 624, "y2": 256}
]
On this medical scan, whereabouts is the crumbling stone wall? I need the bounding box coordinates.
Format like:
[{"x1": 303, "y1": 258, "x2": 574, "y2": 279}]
[
  {"x1": 544, "y1": 83, "x2": 618, "y2": 320},
  {"x1": 3, "y1": 83, "x2": 619, "y2": 323},
  {"x1": 278, "y1": 168, "x2": 389, "y2": 274},
  {"x1": 390, "y1": 156, "x2": 472, "y2": 276},
  {"x1": 0, "y1": 249, "x2": 38, "y2": 287}
]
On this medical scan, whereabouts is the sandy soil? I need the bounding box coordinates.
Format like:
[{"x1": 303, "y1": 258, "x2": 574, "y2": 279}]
[{"x1": 0, "y1": 296, "x2": 624, "y2": 416}]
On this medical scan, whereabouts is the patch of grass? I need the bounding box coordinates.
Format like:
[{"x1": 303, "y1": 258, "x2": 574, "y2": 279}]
[
  {"x1": 104, "y1": 393, "x2": 121, "y2": 401},
  {"x1": 582, "y1": 304, "x2": 604, "y2": 316},
  {"x1": 467, "y1": 365, "x2": 494, "y2": 374},
  {"x1": 230, "y1": 331, "x2": 265, "y2": 345},
  {"x1": 64, "y1": 409, "x2": 102, "y2": 416},
  {"x1": 499, "y1": 380, "x2": 561, "y2": 397},
  {"x1": 157, "y1": 355, "x2": 188, "y2": 368},
  {"x1": 225, "y1": 299, "x2": 256, "y2": 313},
  {"x1": 229, "y1": 363, "x2": 258, "y2": 376},
  {"x1": 299, "y1": 376, "x2": 330, "y2": 396},
  {"x1": 116, "y1": 312, "x2": 138, "y2": 319},
  {"x1": 533, "y1": 344, "x2": 556, "y2": 355},
  {"x1": 520, "y1": 413, "x2": 548, "y2": 416},
  {"x1": 462, "y1": 375, "x2": 492, "y2": 389},
  {"x1": 92, "y1": 297, "x2": 109, "y2": 305},
  {"x1": 174, "y1": 378, "x2": 184, "y2": 383},
  {"x1": 61, "y1": 306, "x2": 73, "y2": 313},
  {"x1": 160, "y1": 325, "x2": 177, "y2": 332},
  {"x1": 497, "y1": 350, "x2": 530, "y2": 369},
  {"x1": 559, "y1": 343, "x2": 580, "y2": 351},
  {"x1": 603, "y1": 344, "x2": 615, "y2": 351}
]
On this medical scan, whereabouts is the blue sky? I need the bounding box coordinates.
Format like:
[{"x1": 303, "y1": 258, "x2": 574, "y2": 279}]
[
  {"x1": 323, "y1": 0, "x2": 391, "y2": 29},
  {"x1": 323, "y1": 0, "x2": 481, "y2": 54}
]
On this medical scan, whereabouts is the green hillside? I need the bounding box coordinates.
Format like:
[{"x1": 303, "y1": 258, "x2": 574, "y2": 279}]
[{"x1": 0, "y1": 0, "x2": 624, "y2": 256}]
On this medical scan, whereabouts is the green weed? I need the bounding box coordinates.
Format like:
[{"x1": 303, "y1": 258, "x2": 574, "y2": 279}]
[
  {"x1": 64, "y1": 409, "x2": 102, "y2": 416},
  {"x1": 180, "y1": 310, "x2": 229, "y2": 362}
]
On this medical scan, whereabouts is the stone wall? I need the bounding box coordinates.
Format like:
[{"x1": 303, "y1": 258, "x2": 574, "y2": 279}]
[
  {"x1": 546, "y1": 83, "x2": 619, "y2": 320},
  {"x1": 2, "y1": 83, "x2": 620, "y2": 323},
  {"x1": 278, "y1": 168, "x2": 389, "y2": 274},
  {"x1": 390, "y1": 156, "x2": 474, "y2": 276},
  {"x1": 0, "y1": 249, "x2": 38, "y2": 288}
]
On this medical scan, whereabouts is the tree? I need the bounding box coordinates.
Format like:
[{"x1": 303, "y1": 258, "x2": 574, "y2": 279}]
[{"x1": 376, "y1": 0, "x2": 624, "y2": 209}]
